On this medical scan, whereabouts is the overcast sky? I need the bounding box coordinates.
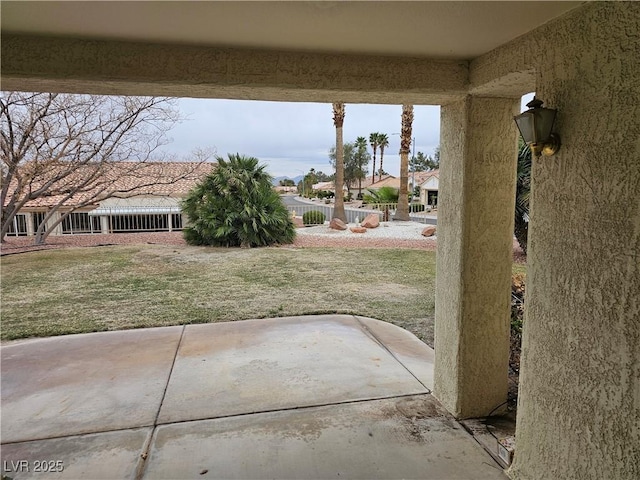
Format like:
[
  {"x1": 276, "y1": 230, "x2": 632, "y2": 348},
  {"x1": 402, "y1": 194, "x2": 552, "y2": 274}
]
[{"x1": 165, "y1": 94, "x2": 533, "y2": 178}]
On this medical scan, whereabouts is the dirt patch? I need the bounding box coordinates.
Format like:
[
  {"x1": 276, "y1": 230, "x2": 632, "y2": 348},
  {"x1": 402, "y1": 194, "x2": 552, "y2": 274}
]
[{"x1": 372, "y1": 396, "x2": 459, "y2": 443}]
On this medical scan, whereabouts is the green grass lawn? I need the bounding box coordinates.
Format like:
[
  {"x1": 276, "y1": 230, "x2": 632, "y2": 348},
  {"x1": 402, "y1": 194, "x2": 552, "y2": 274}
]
[
  {"x1": 1, "y1": 244, "x2": 439, "y2": 344},
  {"x1": 1, "y1": 244, "x2": 526, "y2": 345}
]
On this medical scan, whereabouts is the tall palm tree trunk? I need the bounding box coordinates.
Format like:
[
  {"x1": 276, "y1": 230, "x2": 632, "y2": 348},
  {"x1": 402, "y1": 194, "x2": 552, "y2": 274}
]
[
  {"x1": 371, "y1": 151, "x2": 377, "y2": 184},
  {"x1": 378, "y1": 134, "x2": 389, "y2": 182},
  {"x1": 395, "y1": 105, "x2": 413, "y2": 221},
  {"x1": 332, "y1": 103, "x2": 347, "y2": 222},
  {"x1": 369, "y1": 133, "x2": 379, "y2": 184}
]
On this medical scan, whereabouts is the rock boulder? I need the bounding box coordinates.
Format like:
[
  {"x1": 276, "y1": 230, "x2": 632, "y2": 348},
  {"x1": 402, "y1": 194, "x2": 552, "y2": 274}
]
[
  {"x1": 361, "y1": 214, "x2": 380, "y2": 229},
  {"x1": 421, "y1": 226, "x2": 437, "y2": 237},
  {"x1": 329, "y1": 218, "x2": 348, "y2": 230}
]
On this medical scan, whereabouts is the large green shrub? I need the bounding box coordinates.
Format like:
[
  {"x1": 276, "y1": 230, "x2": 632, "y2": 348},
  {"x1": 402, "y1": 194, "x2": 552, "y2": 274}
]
[
  {"x1": 182, "y1": 154, "x2": 295, "y2": 247},
  {"x1": 302, "y1": 210, "x2": 326, "y2": 225},
  {"x1": 363, "y1": 186, "x2": 399, "y2": 204}
]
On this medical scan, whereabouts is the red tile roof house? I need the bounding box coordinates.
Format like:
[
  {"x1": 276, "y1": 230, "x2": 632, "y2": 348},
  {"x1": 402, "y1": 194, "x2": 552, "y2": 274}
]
[
  {"x1": 4, "y1": 162, "x2": 214, "y2": 238},
  {"x1": 356, "y1": 172, "x2": 438, "y2": 207},
  {"x1": 415, "y1": 170, "x2": 439, "y2": 207}
]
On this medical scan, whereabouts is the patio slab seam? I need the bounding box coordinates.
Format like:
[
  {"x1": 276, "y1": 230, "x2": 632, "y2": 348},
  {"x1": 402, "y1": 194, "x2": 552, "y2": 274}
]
[
  {"x1": 134, "y1": 324, "x2": 186, "y2": 480},
  {"x1": 0, "y1": 393, "x2": 432, "y2": 447},
  {"x1": 0, "y1": 425, "x2": 155, "y2": 446},
  {"x1": 353, "y1": 315, "x2": 432, "y2": 393},
  {"x1": 152, "y1": 325, "x2": 187, "y2": 425},
  {"x1": 153, "y1": 391, "x2": 432, "y2": 428}
]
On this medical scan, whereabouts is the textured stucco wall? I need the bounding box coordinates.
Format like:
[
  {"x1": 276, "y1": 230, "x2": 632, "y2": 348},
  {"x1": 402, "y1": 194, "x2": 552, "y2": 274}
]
[
  {"x1": 434, "y1": 100, "x2": 466, "y2": 415},
  {"x1": 470, "y1": 3, "x2": 640, "y2": 479},
  {"x1": 0, "y1": 35, "x2": 468, "y2": 105},
  {"x1": 435, "y1": 96, "x2": 518, "y2": 418}
]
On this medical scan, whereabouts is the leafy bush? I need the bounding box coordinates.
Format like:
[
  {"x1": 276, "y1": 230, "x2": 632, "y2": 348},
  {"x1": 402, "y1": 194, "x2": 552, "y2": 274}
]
[
  {"x1": 363, "y1": 186, "x2": 399, "y2": 204},
  {"x1": 511, "y1": 273, "x2": 526, "y2": 335},
  {"x1": 181, "y1": 154, "x2": 295, "y2": 248},
  {"x1": 510, "y1": 273, "x2": 526, "y2": 378},
  {"x1": 302, "y1": 210, "x2": 326, "y2": 225},
  {"x1": 515, "y1": 144, "x2": 531, "y2": 254},
  {"x1": 315, "y1": 190, "x2": 334, "y2": 199}
]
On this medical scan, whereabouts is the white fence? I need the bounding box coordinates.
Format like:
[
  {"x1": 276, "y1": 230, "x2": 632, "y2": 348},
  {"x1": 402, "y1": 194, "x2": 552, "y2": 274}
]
[{"x1": 286, "y1": 202, "x2": 435, "y2": 224}]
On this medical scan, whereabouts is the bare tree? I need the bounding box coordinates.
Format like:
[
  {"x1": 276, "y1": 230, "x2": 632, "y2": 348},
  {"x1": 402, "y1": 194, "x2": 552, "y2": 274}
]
[
  {"x1": 395, "y1": 105, "x2": 413, "y2": 221},
  {"x1": 1, "y1": 92, "x2": 210, "y2": 244}
]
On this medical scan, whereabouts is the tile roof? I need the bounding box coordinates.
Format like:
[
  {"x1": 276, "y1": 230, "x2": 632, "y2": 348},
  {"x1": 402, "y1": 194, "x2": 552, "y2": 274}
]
[
  {"x1": 411, "y1": 170, "x2": 439, "y2": 186},
  {"x1": 312, "y1": 181, "x2": 335, "y2": 190},
  {"x1": 361, "y1": 175, "x2": 394, "y2": 189},
  {"x1": 5, "y1": 161, "x2": 215, "y2": 209},
  {"x1": 368, "y1": 176, "x2": 401, "y2": 189}
]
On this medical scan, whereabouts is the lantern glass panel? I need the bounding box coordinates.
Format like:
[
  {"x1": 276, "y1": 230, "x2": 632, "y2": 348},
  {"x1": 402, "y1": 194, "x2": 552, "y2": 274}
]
[
  {"x1": 515, "y1": 112, "x2": 535, "y2": 143},
  {"x1": 534, "y1": 108, "x2": 557, "y2": 144}
]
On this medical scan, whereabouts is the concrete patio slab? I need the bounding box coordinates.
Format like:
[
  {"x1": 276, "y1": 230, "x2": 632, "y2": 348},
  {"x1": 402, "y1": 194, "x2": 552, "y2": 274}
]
[
  {"x1": 356, "y1": 316, "x2": 435, "y2": 390},
  {"x1": 1, "y1": 316, "x2": 507, "y2": 479},
  {"x1": 1, "y1": 326, "x2": 183, "y2": 443},
  {"x1": 143, "y1": 395, "x2": 506, "y2": 479},
  {"x1": 158, "y1": 315, "x2": 428, "y2": 424},
  {"x1": 1, "y1": 428, "x2": 150, "y2": 480}
]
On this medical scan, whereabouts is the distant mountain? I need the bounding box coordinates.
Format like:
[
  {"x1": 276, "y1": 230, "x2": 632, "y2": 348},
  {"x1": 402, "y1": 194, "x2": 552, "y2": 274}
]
[{"x1": 272, "y1": 175, "x2": 303, "y2": 186}]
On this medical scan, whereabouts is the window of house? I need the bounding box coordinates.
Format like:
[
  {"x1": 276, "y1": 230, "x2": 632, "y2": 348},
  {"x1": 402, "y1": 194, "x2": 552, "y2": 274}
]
[
  {"x1": 6, "y1": 214, "x2": 28, "y2": 236},
  {"x1": 32, "y1": 212, "x2": 47, "y2": 234},
  {"x1": 61, "y1": 212, "x2": 101, "y2": 234},
  {"x1": 109, "y1": 214, "x2": 170, "y2": 233},
  {"x1": 171, "y1": 214, "x2": 183, "y2": 230}
]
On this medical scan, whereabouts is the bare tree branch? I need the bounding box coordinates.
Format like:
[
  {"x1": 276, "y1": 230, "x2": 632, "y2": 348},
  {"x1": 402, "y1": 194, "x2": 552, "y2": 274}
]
[{"x1": 1, "y1": 92, "x2": 211, "y2": 243}]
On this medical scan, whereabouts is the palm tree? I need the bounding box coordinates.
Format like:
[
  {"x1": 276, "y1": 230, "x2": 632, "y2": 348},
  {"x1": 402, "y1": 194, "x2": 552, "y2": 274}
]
[
  {"x1": 395, "y1": 105, "x2": 413, "y2": 221},
  {"x1": 363, "y1": 186, "x2": 399, "y2": 204},
  {"x1": 369, "y1": 132, "x2": 380, "y2": 184},
  {"x1": 332, "y1": 102, "x2": 347, "y2": 222},
  {"x1": 354, "y1": 136, "x2": 369, "y2": 198},
  {"x1": 182, "y1": 153, "x2": 295, "y2": 247},
  {"x1": 377, "y1": 133, "x2": 389, "y2": 182}
]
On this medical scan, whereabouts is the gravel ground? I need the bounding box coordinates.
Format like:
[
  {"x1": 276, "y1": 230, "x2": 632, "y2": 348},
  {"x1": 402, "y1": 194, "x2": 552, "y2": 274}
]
[
  {"x1": 1, "y1": 223, "x2": 525, "y2": 261},
  {"x1": 293, "y1": 221, "x2": 437, "y2": 250}
]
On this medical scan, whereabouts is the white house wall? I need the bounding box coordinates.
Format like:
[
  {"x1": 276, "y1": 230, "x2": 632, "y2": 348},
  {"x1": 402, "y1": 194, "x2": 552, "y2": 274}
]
[{"x1": 422, "y1": 177, "x2": 439, "y2": 190}]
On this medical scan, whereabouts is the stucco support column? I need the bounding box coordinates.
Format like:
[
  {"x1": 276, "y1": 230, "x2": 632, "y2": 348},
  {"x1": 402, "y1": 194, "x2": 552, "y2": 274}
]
[{"x1": 434, "y1": 95, "x2": 519, "y2": 418}]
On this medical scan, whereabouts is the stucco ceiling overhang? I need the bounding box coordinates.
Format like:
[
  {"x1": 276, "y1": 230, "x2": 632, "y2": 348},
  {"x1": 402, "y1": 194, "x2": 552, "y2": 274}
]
[
  {"x1": 1, "y1": 1, "x2": 583, "y2": 59},
  {"x1": 0, "y1": 1, "x2": 583, "y2": 103}
]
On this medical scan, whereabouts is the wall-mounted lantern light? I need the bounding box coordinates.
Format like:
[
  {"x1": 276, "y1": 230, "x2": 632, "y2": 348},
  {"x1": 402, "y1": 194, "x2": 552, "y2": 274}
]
[{"x1": 514, "y1": 97, "x2": 561, "y2": 157}]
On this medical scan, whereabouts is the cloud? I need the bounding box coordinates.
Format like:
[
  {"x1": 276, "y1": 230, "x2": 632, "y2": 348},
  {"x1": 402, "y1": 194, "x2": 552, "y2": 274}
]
[{"x1": 165, "y1": 99, "x2": 441, "y2": 177}]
